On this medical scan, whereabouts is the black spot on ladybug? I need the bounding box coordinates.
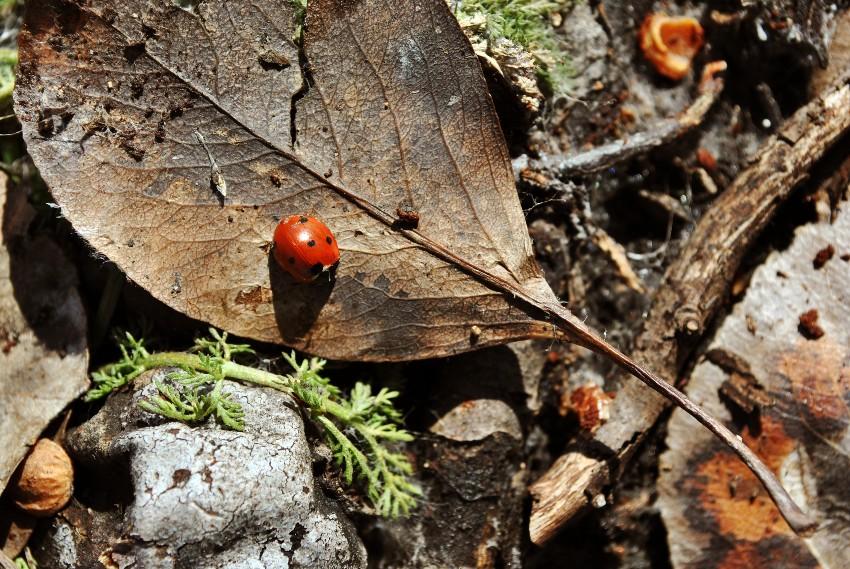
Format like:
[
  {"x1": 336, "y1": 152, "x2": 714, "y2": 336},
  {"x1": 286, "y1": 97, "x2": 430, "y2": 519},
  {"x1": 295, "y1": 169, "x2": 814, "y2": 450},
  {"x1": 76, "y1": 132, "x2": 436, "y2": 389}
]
[
  {"x1": 288, "y1": 257, "x2": 296, "y2": 264},
  {"x1": 307, "y1": 240, "x2": 316, "y2": 247},
  {"x1": 326, "y1": 236, "x2": 332, "y2": 244},
  {"x1": 299, "y1": 216, "x2": 308, "y2": 223},
  {"x1": 310, "y1": 263, "x2": 324, "y2": 275}
]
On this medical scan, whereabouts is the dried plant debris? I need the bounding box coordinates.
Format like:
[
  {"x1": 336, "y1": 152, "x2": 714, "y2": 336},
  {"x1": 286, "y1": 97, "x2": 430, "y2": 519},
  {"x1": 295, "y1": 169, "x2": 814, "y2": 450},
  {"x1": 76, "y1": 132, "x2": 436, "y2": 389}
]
[
  {"x1": 812, "y1": 244, "x2": 834, "y2": 268},
  {"x1": 659, "y1": 198, "x2": 850, "y2": 568},
  {"x1": 797, "y1": 308, "x2": 825, "y2": 340}
]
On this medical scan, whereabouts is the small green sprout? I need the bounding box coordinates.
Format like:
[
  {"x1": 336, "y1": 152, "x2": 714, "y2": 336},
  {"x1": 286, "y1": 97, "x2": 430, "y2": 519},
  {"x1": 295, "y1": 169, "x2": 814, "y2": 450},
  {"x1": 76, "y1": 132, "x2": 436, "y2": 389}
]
[
  {"x1": 14, "y1": 548, "x2": 37, "y2": 569},
  {"x1": 87, "y1": 329, "x2": 421, "y2": 518},
  {"x1": 0, "y1": 48, "x2": 17, "y2": 104}
]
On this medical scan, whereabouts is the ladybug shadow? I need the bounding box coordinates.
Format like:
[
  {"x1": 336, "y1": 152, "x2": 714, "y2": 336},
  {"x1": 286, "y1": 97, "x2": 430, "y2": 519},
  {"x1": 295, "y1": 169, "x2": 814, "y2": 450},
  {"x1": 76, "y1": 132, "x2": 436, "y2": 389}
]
[{"x1": 267, "y1": 254, "x2": 334, "y2": 344}]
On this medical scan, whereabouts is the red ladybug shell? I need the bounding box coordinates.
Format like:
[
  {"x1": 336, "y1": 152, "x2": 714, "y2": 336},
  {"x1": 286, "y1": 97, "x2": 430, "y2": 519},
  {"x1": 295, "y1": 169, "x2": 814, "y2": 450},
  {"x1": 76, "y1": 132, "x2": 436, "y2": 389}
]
[{"x1": 273, "y1": 215, "x2": 340, "y2": 283}]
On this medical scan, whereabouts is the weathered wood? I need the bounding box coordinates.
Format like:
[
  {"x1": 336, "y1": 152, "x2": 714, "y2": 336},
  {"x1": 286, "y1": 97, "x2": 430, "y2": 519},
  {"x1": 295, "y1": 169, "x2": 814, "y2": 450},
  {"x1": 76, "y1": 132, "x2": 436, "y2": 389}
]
[
  {"x1": 659, "y1": 188, "x2": 850, "y2": 569},
  {"x1": 529, "y1": 72, "x2": 850, "y2": 545}
]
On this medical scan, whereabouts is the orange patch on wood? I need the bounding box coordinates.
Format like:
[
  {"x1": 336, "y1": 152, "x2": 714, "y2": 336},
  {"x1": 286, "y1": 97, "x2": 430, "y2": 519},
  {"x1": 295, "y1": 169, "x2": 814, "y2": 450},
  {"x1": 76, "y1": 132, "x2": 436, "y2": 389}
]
[
  {"x1": 568, "y1": 384, "x2": 613, "y2": 432},
  {"x1": 691, "y1": 417, "x2": 795, "y2": 541},
  {"x1": 779, "y1": 337, "x2": 850, "y2": 424},
  {"x1": 717, "y1": 540, "x2": 820, "y2": 569}
]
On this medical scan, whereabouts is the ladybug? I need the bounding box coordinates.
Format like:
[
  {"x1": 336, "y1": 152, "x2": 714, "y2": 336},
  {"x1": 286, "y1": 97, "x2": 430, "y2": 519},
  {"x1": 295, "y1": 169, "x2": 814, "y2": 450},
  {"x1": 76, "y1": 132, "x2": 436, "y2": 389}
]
[{"x1": 273, "y1": 215, "x2": 340, "y2": 283}]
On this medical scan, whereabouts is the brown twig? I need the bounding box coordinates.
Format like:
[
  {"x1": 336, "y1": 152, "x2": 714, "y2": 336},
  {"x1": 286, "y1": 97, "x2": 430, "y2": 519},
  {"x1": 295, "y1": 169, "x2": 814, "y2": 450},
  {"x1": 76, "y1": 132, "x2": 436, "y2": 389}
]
[
  {"x1": 530, "y1": 62, "x2": 727, "y2": 177},
  {"x1": 529, "y1": 73, "x2": 850, "y2": 545}
]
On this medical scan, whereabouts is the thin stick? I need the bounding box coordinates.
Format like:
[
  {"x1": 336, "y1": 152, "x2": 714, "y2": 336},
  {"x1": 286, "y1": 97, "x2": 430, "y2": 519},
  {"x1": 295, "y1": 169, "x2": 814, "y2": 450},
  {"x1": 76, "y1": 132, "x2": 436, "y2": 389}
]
[{"x1": 530, "y1": 62, "x2": 727, "y2": 177}]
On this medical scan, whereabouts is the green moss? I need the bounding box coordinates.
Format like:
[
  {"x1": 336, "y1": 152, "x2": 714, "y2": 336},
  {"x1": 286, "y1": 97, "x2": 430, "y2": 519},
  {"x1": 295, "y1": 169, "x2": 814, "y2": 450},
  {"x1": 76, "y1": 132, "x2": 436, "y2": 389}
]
[
  {"x1": 291, "y1": 0, "x2": 307, "y2": 42},
  {"x1": 0, "y1": 48, "x2": 17, "y2": 103},
  {"x1": 453, "y1": 0, "x2": 575, "y2": 96}
]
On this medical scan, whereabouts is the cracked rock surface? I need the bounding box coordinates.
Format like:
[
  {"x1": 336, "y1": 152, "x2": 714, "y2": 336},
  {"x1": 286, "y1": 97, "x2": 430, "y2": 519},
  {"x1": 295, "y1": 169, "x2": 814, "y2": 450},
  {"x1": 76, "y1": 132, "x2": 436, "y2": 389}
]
[{"x1": 44, "y1": 370, "x2": 366, "y2": 569}]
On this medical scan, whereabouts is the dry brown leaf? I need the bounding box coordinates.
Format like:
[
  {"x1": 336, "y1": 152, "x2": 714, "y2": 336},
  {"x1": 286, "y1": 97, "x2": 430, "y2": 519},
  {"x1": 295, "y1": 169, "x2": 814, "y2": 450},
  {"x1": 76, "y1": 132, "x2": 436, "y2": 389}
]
[
  {"x1": 15, "y1": 0, "x2": 559, "y2": 361},
  {"x1": 658, "y1": 195, "x2": 850, "y2": 567},
  {"x1": 0, "y1": 175, "x2": 89, "y2": 490}
]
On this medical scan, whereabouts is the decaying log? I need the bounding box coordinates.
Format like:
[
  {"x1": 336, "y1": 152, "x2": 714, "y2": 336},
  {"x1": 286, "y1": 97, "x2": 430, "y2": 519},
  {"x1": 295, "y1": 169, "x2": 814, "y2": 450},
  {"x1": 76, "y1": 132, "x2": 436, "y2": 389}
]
[{"x1": 528, "y1": 71, "x2": 850, "y2": 545}]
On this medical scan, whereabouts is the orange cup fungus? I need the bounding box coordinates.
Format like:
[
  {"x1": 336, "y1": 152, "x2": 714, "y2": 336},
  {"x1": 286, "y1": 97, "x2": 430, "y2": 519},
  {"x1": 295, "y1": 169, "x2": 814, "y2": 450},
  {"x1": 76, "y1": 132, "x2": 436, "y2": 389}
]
[{"x1": 639, "y1": 13, "x2": 705, "y2": 81}]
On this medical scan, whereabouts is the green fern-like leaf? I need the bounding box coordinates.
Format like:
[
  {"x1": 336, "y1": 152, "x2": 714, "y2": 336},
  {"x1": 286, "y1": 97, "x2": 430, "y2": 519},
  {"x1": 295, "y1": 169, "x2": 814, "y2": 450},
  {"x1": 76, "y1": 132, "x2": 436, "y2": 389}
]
[{"x1": 91, "y1": 330, "x2": 419, "y2": 518}]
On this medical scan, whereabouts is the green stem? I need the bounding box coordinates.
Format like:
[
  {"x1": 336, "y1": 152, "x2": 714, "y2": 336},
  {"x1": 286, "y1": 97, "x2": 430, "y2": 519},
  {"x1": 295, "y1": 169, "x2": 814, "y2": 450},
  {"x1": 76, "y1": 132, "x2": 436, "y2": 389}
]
[
  {"x1": 98, "y1": 351, "x2": 295, "y2": 392},
  {"x1": 94, "y1": 349, "x2": 370, "y2": 429},
  {"x1": 220, "y1": 360, "x2": 291, "y2": 391},
  {"x1": 95, "y1": 351, "x2": 366, "y2": 428}
]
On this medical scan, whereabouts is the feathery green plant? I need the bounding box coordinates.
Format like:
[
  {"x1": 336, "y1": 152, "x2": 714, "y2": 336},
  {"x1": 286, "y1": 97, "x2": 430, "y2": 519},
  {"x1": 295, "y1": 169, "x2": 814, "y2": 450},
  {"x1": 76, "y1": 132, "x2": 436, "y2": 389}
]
[{"x1": 87, "y1": 329, "x2": 420, "y2": 518}]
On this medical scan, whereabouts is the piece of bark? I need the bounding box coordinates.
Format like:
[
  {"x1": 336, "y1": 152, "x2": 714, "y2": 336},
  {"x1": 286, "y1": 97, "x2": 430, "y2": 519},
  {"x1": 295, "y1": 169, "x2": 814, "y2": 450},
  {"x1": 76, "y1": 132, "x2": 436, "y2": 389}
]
[
  {"x1": 659, "y1": 193, "x2": 850, "y2": 568},
  {"x1": 39, "y1": 371, "x2": 367, "y2": 569},
  {"x1": 0, "y1": 173, "x2": 89, "y2": 491},
  {"x1": 528, "y1": 72, "x2": 850, "y2": 545}
]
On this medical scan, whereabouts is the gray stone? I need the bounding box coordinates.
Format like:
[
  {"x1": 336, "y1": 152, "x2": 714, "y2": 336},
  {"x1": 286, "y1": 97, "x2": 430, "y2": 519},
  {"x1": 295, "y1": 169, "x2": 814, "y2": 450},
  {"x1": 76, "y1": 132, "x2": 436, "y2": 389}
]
[{"x1": 55, "y1": 370, "x2": 366, "y2": 569}]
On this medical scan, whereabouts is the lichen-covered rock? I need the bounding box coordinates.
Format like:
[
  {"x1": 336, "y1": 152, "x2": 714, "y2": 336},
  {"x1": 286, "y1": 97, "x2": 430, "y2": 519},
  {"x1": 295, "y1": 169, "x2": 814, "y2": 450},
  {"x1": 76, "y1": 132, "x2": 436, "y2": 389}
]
[{"x1": 39, "y1": 371, "x2": 366, "y2": 569}]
